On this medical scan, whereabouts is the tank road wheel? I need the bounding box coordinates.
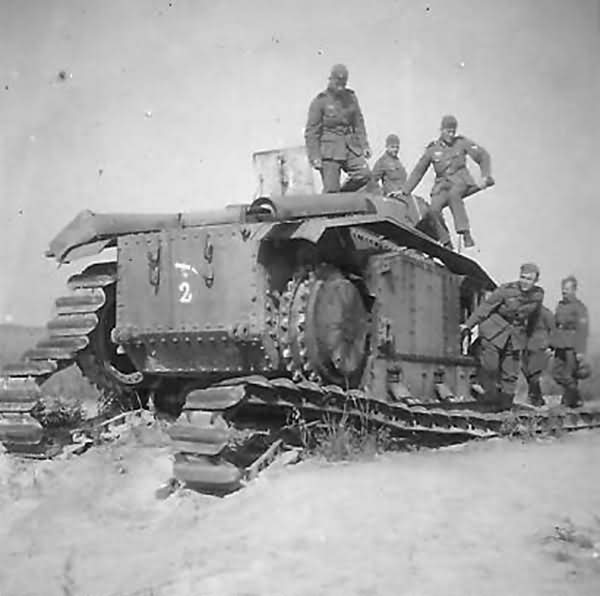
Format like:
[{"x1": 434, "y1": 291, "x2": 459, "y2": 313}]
[
  {"x1": 279, "y1": 265, "x2": 371, "y2": 387},
  {"x1": 76, "y1": 285, "x2": 147, "y2": 409}
]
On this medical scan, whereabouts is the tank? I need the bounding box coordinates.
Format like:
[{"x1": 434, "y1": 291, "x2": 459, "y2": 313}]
[{"x1": 0, "y1": 148, "x2": 598, "y2": 493}]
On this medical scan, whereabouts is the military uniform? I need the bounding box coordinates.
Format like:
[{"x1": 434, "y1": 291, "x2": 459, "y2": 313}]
[
  {"x1": 372, "y1": 152, "x2": 407, "y2": 195},
  {"x1": 403, "y1": 134, "x2": 491, "y2": 235},
  {"x1": 304, "y1": 87, "x2": 371, "y2": 193},
  {"x1": 521, "y1": 306, "x2": 555, "y2": 406},
  {"x1": 465, "y1": 281, "x2": 544, "y2": 406},
  {"x1": 550, "y1": 296, "x2": 589, "y2": 407}
]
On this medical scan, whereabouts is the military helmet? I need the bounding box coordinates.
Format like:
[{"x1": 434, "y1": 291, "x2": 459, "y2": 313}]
[
  {"x1": 575, "y1": 360, "x2": 591, "y2": 380},
  {"x1": 330, "y1": 63, "x2": 349, "y2": 80},
  {"x1": 386, "y1": 134, "x2": 400, "y2": 146},
  {"x1": 441, "y1": 114, "x2": 458, "y2": 130}
]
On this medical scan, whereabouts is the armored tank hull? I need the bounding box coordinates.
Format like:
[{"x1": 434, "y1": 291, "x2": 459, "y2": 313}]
[{"x1": 1, "y1": 189, "x2": 599, "y2": 493}]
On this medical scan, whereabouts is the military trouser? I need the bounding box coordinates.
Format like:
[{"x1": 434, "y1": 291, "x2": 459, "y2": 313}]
[
  {"x1": 321, "y1": 154, "x2": 371, "y2": 193},
  {"x1": 416, "y1": 211, "x2": 452, "y2": 246},
  {"x1": 552, "y1": 348, "x2": 581, "y2": 407},
  {"x1": 478, "y1": 338, "x2": 520, "y2": 407},
  {"x1": 431, "y1": 179, "x2": 470, "y2": 233},
  {"x1": 521, "y1": 349, "x2": 550, "y2": 406}
]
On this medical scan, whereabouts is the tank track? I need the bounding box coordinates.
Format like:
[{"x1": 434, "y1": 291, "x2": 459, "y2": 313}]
[
  {"x1": 170, "y1": 375, "x2": 600, "y2": 494},
  {"x1": 0, "y1": 262, "x2": 118, "y2": 454}
]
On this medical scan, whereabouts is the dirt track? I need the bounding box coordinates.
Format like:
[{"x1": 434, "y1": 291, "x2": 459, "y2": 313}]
[{"x1": 1, "y1": 426, "x2": 599, "y2": 596}]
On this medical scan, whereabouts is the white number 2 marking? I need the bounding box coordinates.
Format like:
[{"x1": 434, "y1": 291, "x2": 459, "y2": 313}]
[{"x1": 179, "y1": 281, "x2": 192, "y2": 303}]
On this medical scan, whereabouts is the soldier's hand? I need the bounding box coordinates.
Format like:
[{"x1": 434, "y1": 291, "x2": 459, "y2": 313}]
[
  {"x1": 363, "y1": 147, "x2": 372, "y2": 159},
  {"x1": 576, "y1": 352, "x2": 585, "y2": 363},
  {"x1": 311, "y1": 158, "x2": 322, "y2": 170},
  {"x1": 459, "y1": 323, "x2": 470, "y2": 335}
]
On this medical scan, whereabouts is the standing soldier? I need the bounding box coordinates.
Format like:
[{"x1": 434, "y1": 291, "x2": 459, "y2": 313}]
[
  {"x1": 304, "y1": 64, "x2": 372, "y2": 193},
  {"x1": 522, "y1": 305, "x2": 555, "y2": 406},
  {"x1": 551, "y1": 276, "x2": 590, "y2": 407},
  {"x1": 460, "y1": 263, "x2": 544, "y2": 409},
  {"x1": 401, "y1": 114, "x2": 494, "y2": 248},
  {"x1": 372, "y1": 134, "x2": 407, "y2": 195}
]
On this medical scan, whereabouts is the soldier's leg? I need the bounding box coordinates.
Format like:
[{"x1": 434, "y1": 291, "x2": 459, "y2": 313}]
[
  {"x1": 320, "y1": 160, "x2": 342, "y2": 193},
  {"x1": 446, "y1": 182, "x2": 471, "y2": 234},
  {"x1": 554, "y1": 349, "x2": 581, "y2": 407},
  {"x1": 340, "y1": 153, "x2": 371, "y2": 192},
  {"x1": 478, "y1": 339, "x2": 501, "y2": 401},
  {"x1": 522, "y1": 350, "x2": 544, "y2": 406},
  {"x1": 498, "y1": 347, "x2": 520, "y2": 409}
]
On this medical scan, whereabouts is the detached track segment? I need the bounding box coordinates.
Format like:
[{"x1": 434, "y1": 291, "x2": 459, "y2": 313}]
[
  {"x1": 170, "y1": 375, "x2": 600, "y2": 494},
  {"x1": 0, "y1": 263, "x2": 117, "y2": 450}
]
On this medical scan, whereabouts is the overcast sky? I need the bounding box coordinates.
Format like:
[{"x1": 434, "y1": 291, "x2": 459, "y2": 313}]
[{"x1": 1, "y1": 0, "x2": 599, "y2": 341}]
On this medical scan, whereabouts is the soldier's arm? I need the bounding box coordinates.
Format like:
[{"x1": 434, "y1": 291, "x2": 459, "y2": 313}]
[
  {"x1": 351, "y1": 92, "x2": 370, "y2": 153},
  {"x1": 463, "y1": 137, "x2": 492, "y2": 179},
  {"x1": 371, "y1": 157, "x2": 385, "y2": 186},
  {"x1": 304, "y1": 96, "x2": 323, "y2": 163},
  {"x1": 464, "y1": 287, "x2": 506, "y2": 329},
  {"x1": 575, "y1": 303, "x2": 590, "y2": 354},
  {"x1": 403, "y1": 149, "x2": 432, "y2": 194}
]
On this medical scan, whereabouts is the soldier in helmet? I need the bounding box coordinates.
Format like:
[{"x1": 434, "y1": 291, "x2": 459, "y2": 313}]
[
  {"x1": 521, "y1": 305, "x2": 555, "y2": 406},
  {"x1": 550, "y1": 275, "x2": 590, "y2": 407},
  {"x1": 373, "y1": 133, "x2": 453, "y2": 248},
  {"x1": 401, "y1": 115, "x2": 494, "y2": 248},
  {"x1": 304, "y1": 64, "x2": 372, "y2": 193},
  {"x1": 460, "y1": 263, "x2": 544, "y2": 408}
]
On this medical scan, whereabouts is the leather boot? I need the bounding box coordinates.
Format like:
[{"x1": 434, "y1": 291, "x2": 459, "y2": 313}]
[
  {"x1": 528, "y1": 379, "x2": 545, "y2": 407},
  {"x1": 561, "y1": 386, "x2": 582, "y2": 408},
  {"x1": 462, "y1": 231, "x2": 475, "y2": 248}
]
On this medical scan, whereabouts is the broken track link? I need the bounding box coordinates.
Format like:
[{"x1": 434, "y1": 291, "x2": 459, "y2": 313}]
[
  {"x1": 169, "y1": 375, "x2": 600, "y2": 494},
  {"x1": 0, "y1": 262, "x2": 117, "y2": 451}
]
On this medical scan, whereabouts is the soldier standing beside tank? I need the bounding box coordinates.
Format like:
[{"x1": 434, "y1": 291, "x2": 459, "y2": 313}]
[
  {"x1": 460, "y1": 263, "x2": 544, "y2": 409},
  {"x1": 522, "y1": 305, "x2": 555, "y2": 406},
  {"x1": 304, "y1": 64, "x2": 372, "y2": 193},
  {"x1": 373, "y1": 133, "x2": 453, "y2": 248},
  {"x1": 401, "y1": 115, "x2": 494, "y2": 248},
  {"x1": 550, "y1": 276, "x2": 590, "y2": 407}
]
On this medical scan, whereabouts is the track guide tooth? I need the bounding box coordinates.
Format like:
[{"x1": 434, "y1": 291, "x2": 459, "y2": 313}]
[
  {"x1": 173, "y1": 453, "x2": 242, "y2": 489},
  {"x1": 2, "y1": 360, "x2": 58, "y2": 376},
  {"x1": 55, "y1": 288, "x2": 106, "y2": 314},
  {"x1": 23, "y1": 346, "x2": 79, "y2": 361},
  {"x1": 0, "y1": 413, "x2": 43, "y2": 444},
  {"x1": 184, "y1": 385, "x2": 246, "y2": 411},
  {"x1": 36, "y1": 336, "x2": 90, "y2": 351},
  {"x1": 67, "y1": 264, "x2": 117, "y2": 290},
  {"x1": 168, "y1": 422, "x2": 230, "y2": 456},
  {"x1": 47, "y1": 313, "x2": 98, "y2": 336}
]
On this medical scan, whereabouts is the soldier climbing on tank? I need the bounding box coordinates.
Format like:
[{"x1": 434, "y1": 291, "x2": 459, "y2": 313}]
[
  {"x1": 401, "y1": 115, "x2": 494, "y2": 248},
  {"x1": 373, "y1": 133, "x2": 453, "y2": 248},
  {"x1": 304, "y1": 64, "x2": 372, "y2": 193},
  {"x1": 550, "y1": 275, "x2": 590, "y2": 408},
  {"x1": 460, "y1": 263, "x2": 544, "y2": 409},
  {"x1": 521, "y1": 305, "x2": 555, "y2": 407}
]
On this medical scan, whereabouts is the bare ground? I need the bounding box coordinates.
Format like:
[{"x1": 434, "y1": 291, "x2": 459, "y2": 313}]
[{"x1": 1, "y1": 426, "x2": 599, "y2": 596}]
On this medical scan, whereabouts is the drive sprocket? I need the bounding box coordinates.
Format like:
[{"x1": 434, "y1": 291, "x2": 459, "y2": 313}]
[{"x1": 278, "y1": 265, "x2": 371, "y2": 387}]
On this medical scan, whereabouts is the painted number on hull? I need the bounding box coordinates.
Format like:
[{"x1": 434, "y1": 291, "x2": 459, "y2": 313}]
[
  {"x1": 179, "y1": 281, "x2": 192, "y2": 303},
  {"x1": 175, "y1": 262, "x2": 199, "y2": 304}
]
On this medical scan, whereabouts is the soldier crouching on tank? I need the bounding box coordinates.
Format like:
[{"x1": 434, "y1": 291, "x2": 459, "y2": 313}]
[
  {"x1": 373, "y1": 133, "x2": 453, "y2": 247},
  {"x1": 304, "y1": 64, "x2": 372, "y2": 193},
  {"x1": 400, "y1": 115, "x2": 494, "y2": 248},
  {"x1": 460, "y1": 263, "x2": 544, "y2": 409},
  {"x1": 522, "y1": 305, "x2": 555, "y2": 406},
  {"x1": 550, "y1": 275, "x2": 590, "y2": 407}
]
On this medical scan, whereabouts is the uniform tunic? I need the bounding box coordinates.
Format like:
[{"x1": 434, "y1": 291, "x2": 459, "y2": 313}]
[
  {"x1": 372, "y1": 153, "x2": 408, "y2": 195},
  {"x1": 550, "y1": 296, "x2": 589, "y2": 404},
  {"x1": 403, "y1": 136, "x2": 491, "y2": 233},
  {"x1": 465, "y1": 281, "x2": 544, "y2": 397},
  {"x1": 304, "y1": 87, "x2": 371, "y2": 193}
]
